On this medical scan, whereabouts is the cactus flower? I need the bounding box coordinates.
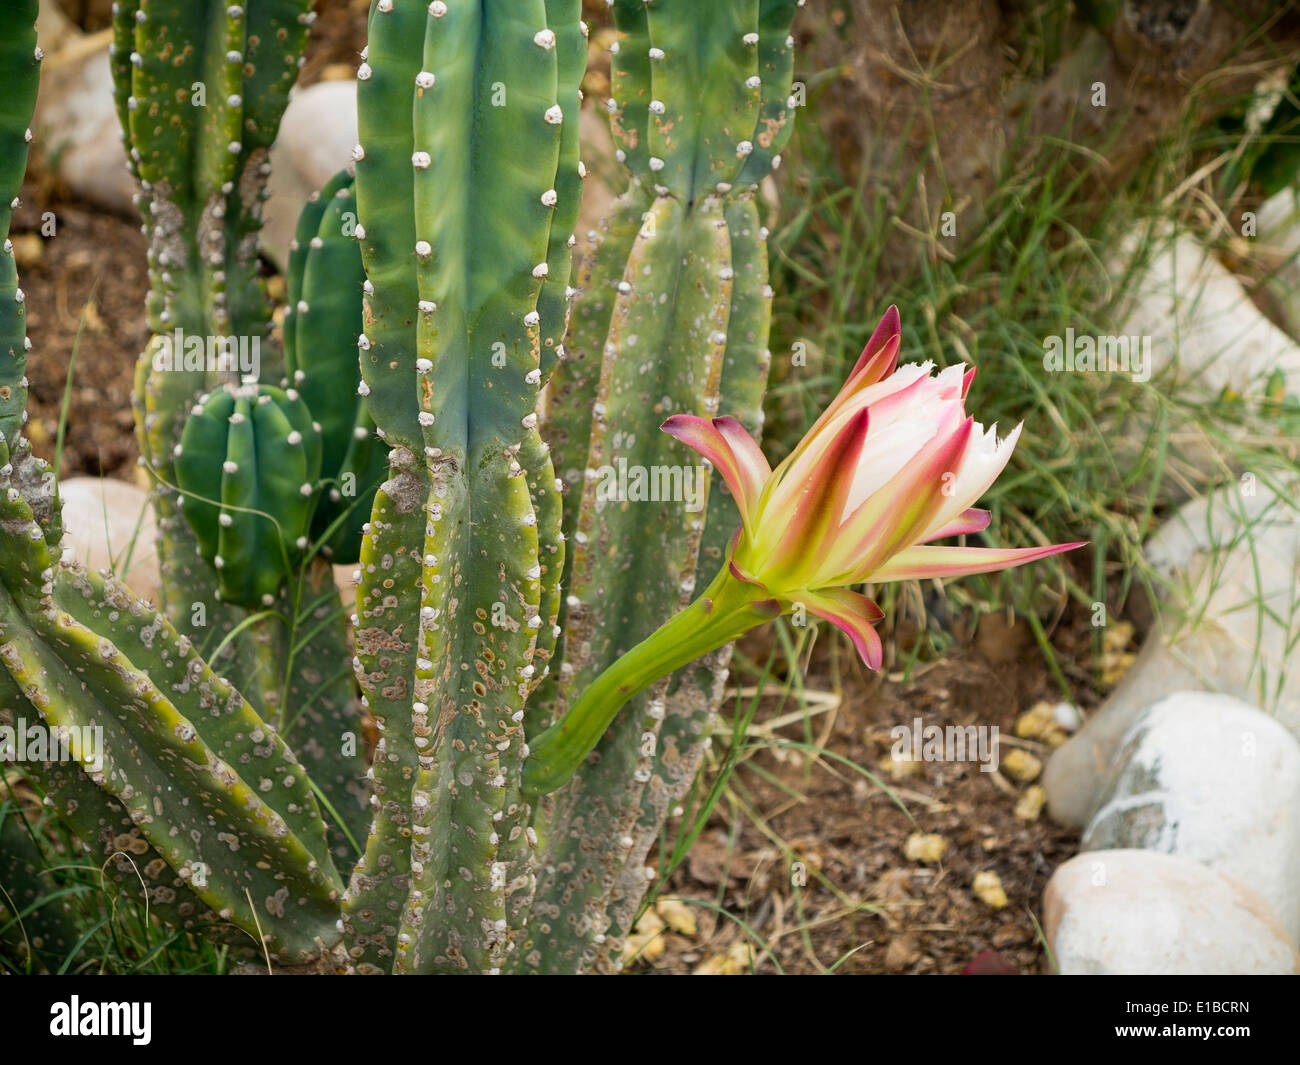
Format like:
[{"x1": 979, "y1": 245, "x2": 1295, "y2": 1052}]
[{"x1": 524, "y1": 307, "x2": 1084, "y2": 796}]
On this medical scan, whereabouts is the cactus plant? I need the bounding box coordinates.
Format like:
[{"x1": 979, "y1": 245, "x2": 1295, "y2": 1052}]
[{"x1": 1, "y1": 0, "x2": 820, "y2": 974}]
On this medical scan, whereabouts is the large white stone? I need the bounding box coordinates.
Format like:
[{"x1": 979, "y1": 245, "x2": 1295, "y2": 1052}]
[
  {"x1": 1080, "y1": 691, "x2": 1300, "y2": 942},
  {"x1": 1102, "y1": 227, "x2": 1300, "y2": 498},
  {"x1": 1254, "y1": 188, "x2": 1300, "y2": 339},
  {"x1": 1115, "y1": 227, "x2": 1300, "y2": 398},
  {"x1": 1044, "y1": 850, "x2": 1299, "y2": 975},
  {"x1": 1045, "y1": 478, "x2": 1300, "y2": 827},
  {"x1": 58, "y1": 476, "x2": 159, "y2": 604},
  {"x1": 263, "y1": 80, "x2": 360, "y2": 269}
]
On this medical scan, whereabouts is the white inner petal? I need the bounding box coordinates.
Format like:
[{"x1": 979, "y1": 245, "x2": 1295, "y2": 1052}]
[
  {"x1": 842, "y1": 409, "x2": 942, "y2": 516},
  {"x1": 922, "y1": 421, "x2": 1023, "y2": 537}
]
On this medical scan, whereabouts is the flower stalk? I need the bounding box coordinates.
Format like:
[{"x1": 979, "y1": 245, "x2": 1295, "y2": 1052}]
[{"x1": 524, "y1": 564, "x2": 780, "y2": 795}]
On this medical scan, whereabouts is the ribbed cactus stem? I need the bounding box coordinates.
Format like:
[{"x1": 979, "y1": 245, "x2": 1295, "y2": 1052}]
[
  {"x1": 525, "y1": 0, "x2": 799, "y2": 973},
  {"x1": 0, "y1": 0, "x2": 39, "y2": 451},
  {"x1": 342, "y1": 0, "x2": 583, "y2": 974}
]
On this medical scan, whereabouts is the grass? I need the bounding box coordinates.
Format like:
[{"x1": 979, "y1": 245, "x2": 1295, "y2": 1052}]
[{"x1": 0, "y1": 785, "x2": 237, "y2": 975}]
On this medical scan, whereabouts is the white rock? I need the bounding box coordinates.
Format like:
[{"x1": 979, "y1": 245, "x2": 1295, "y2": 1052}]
[
  {"x1": 1104, "y1": 228, "x2": 1300, "y2": 497},
  {"x1": 33, "y1": 34, "x2": 136, "y2": 216},
  {"x1": 1044, "y1": 850, "x2": 1299, "y2": 975},
  {"x1": 1080, "y1": 691, "x2": 1300, "y2": 941},
  {"x1": 58, "y1": 477, "x2": 159, "y2": 603},
  {"x1": 263, "y1": 80, "x2": 359, "y2": 268},
  {"x1": 1116, "y1": 227, "x2": 1300, "y2": 398},
  {"x1": 1045, "y1": 478, "x2": 1300, "y2": 827},
  {"x1": 1254, "y1": 188, "x2": 1300, "y2": 338}
]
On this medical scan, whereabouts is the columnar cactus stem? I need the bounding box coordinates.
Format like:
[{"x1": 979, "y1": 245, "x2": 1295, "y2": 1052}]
[
  {"x1": 283, "y1": 170, "x2": 388, "y2": 563},
  {"x1": 523, "y1": 0, "x2": 799, "y2": 973},
  {"x1": 534, "y1": 187, "x2": 649, "y2": 733},
  {"x1": 0, "y1": 0, "x2": 39, "y2": 452},
  {"x1": 175, "y1": 383, "x2": 323, "y2": 609},
  {"x1": 341, "y1": 0, "x2": 584, "y2": 974},
  {"x1": 113, "y1": 0, "x2": 314, "y2": 644}
]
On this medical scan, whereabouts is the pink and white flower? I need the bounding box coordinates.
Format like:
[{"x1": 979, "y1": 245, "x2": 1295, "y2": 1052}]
[
  {"x1": 525, "y1": 307, "x2": 1083, "y2": 796},
  {"x1": 662, "y1": 305, "x2": 1083, "y2": 669}
]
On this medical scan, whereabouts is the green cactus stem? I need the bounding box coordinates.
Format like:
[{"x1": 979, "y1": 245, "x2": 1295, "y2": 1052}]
[
  {"x1": 342, "y1": 0, "x2": 583, "y2": 974},
  {"x1": 0, "y1": 0, "x2": 40, "y2": 450},
  {"x1": 174, "y1": 382, "x2": 323, "y2": 610},
  {"x1": 283, "y1": 169, "x2": 388, "y2": 564}
]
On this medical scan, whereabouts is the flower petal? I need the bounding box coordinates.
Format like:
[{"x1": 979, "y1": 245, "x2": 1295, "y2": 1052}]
[
  {"x1": 714, "y1": 415, "x2": 771, "y2": 498},
  {"x1": 867, "y1": 541, "x2": 1087, "y2": 582},
  {"x1": 920, "y1": 507, "x2": 990, "y2": 542},
  {"x1": 761, "y1": 408, "x2": 872, "y2": 583},
  {"x1": 801, "y1": 587, "x2": 885, "y2": 669},
  {"x1": 662, "y1": 414, "x2": 769, "y2": 539},
  {"x1": 821, "y1": 413, "x2": 975, "y2": 584},
  {"x1": 775, "y1": 364, "x2": 963, "y2": 513},
  {"x1": 917, "y1": 422, "x2": 1022, "y2": 543},
  {"x1": 848, "y1": 305, "x2": 902, "y2": 384}
]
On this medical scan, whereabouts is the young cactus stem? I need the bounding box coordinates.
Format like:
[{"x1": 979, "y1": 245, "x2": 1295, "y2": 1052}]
[{"x1": 524, "y1": 564, "x2": 778, "y2": 796}]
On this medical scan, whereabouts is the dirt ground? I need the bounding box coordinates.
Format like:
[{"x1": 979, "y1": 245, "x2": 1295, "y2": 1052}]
[
  {"x1": 20, "y1": 0, "x2": 1110, "y2": 975},
  {"x1": 636, "y1": 611, "x2": 1096, "y2": 976}
]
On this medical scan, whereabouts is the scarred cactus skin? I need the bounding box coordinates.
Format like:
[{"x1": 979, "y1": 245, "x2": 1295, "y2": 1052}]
[
  {"x1": 0, "y1": 446, "x2": 344, "y2": 965},
  {"x1": 283, "y1": 169, "x2": 388, "y2": 563},
  {"x1": 174, "y1": 383, "x2": 323, "y2": 609}
]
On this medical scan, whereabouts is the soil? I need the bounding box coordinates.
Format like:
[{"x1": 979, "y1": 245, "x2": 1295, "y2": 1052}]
[
  {"x1": 638, "y1": 611, "x2": 1094, "y2": 975},
  {"x1": 12, "y1": 192, "x2": 148, "y2": 480},
  {"x1": 26, "y1": 0, "x2": 1106, "y2": 975}
]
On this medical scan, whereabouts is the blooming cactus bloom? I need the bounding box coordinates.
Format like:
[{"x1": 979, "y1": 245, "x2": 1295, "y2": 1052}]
[
  {"x1": 524, "y1": 307, "x2": 1082, "y2": 796},
  {"x1": 659, "y1": 305, "x2": 1084, "y2": 670}
]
